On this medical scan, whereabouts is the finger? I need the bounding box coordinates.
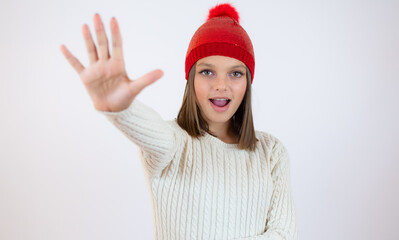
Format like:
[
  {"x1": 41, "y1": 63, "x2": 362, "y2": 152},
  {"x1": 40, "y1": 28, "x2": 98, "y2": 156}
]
[
  {"x1": 110, "y1": 17, "x2": 124, "y2": 61},
  {"x1": 131, "y1": 69, "x2": 164, "y2": 95},
  {"x1": 60, "y1": 44, "x2": 85, "y2": 74},
  {"x1": 81, "y1": 24, "x2": 98, "y2": 64},
  {"x1": 93, "y1": 13, "x2": 110, "y2": 60}
]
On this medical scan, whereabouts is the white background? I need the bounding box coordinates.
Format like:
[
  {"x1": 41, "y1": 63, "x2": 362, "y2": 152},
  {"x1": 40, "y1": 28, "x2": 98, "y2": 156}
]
[{"x1": 1, "y1": 0, "x2": 398, "y2": 239}]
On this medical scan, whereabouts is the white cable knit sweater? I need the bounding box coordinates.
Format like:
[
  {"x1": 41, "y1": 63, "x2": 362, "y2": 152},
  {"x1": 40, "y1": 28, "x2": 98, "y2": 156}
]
[{"x1": 98, "y1": 99, "x2": 298, "y2": 240}]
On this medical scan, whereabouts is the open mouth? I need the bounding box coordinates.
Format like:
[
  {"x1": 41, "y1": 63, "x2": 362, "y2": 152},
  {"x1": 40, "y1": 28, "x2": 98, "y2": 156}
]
[{"x1": 209, "y1": 98, "x2": 231, "y2": 107}]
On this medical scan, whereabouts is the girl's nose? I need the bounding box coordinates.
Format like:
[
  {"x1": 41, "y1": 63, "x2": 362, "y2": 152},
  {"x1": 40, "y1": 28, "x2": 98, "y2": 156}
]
[{"x1": 214, "y1": 75, "x2": 228, "y2": 91}]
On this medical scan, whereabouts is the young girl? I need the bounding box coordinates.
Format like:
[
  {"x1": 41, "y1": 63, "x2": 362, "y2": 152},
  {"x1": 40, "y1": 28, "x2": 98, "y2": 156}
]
[{"x1": 60, "y1": 3, "x2": 298, "y2": 240}]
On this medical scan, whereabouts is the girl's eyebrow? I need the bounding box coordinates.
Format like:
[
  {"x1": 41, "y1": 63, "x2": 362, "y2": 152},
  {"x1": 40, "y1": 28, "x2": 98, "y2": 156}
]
[
  {"x1": 230, "y1": 64, "x2": 246, "y2": 69},
  {"x1": 197, "y1": 63, "x2": 214, "y2": 68},
  {"x1": 197, "y1": 62, "x2": 246, "y2": 69}
]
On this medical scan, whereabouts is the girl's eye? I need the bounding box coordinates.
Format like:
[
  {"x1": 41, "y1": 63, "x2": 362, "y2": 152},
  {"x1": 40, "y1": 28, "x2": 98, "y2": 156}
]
[
  {"x1": 199, "y1": 70, "x2": 213, "y2": 76},
  {"x1": 232, "y1": 71, "x2": 244, "y2": 78}
]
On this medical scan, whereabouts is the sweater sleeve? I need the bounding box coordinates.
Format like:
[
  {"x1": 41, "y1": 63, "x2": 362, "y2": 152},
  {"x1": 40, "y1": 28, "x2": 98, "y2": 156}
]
[
  {"x1": 96, "y1": 99, "x2": 177, "y2": 178},
  {"x1": 235, "y1": 138, "x2": 299, "y2": 240}
]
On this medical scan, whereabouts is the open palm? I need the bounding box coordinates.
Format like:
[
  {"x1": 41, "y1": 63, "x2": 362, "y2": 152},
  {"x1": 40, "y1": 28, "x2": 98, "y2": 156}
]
[{"x1": 60, "y1": 14, "x2": 163, "y2": 112}]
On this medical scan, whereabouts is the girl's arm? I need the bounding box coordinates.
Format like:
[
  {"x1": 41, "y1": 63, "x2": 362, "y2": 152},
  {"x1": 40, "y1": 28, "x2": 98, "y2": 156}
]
[
  {"x1": 97, "y1": 99, "x2": 177, "y2": 178},
  {"x1": 235, "y1": 139, "x2": 299, "y2": 240}
]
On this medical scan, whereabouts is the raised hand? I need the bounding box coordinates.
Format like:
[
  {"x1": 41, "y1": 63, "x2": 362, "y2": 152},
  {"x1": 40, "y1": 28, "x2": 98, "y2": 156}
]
[{"x1": 60, "y1": 14, "x2": 163, "y2": 112}]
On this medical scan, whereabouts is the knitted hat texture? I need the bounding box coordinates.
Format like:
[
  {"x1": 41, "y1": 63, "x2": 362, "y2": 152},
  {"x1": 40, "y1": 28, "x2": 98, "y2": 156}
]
[{"x1": 185, "y1": 3, "x2": 255, "y2": 83}]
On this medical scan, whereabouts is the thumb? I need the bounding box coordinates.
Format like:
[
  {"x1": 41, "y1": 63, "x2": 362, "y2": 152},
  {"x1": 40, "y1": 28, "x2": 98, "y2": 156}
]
[{"x1": 130, "y1": 69, "x2": 164, "y2": 95}]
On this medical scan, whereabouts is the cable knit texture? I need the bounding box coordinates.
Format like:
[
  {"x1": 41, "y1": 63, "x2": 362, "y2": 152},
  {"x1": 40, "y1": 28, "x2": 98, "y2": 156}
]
[{"x1": 97, "y1": 99, "x2": 298, "y2": 240}]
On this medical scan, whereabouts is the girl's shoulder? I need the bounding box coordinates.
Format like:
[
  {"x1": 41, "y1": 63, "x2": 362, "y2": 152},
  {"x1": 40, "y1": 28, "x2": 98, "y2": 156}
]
[
  {"x1": 254, "y1": 131, "x2": 290, "y2": 170},
  {"x1": 165, "y1": 119, "x2": 190, "y2": 139},
  {"x1": 255, "y1": 130, "x2": 287, "y2": 152}
]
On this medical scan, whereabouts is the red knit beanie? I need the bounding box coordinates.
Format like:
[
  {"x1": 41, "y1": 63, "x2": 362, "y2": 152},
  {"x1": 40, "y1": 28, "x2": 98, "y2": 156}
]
[{"x1": 185, "y1": 3, "x2": 255, "y2": 83}]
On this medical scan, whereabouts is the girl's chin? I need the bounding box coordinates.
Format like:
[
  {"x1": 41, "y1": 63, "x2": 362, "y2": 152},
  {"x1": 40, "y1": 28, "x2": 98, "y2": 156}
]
[{"x1": 203, "y1": 113, "x2": 234, "y2": 126}]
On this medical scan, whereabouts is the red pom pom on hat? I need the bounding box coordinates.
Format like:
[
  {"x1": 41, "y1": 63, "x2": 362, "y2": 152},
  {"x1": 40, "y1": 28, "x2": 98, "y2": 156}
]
[
  {"x1": 207, "y1": 3, "x2": 240, "y2": 23},
  {"x1": 185, "y1": 3, "x2": 255, "y2": 83}
]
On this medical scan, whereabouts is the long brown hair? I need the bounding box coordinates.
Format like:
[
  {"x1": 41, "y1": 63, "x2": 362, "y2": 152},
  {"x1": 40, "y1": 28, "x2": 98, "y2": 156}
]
[{"x1": 177, "y1": 63, "x2": 257, "y2": 151}]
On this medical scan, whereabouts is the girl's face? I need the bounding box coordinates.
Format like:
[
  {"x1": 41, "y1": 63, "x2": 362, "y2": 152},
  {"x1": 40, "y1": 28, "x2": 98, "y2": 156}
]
[{"x1": 194, "y1": 55, "x2": 247, "y2": 128}]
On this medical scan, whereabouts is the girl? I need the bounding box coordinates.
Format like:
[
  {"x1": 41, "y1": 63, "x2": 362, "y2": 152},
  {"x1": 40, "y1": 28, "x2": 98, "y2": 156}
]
[{"x1": 60, "y1": 3, "x2": 298, "y2": 240}]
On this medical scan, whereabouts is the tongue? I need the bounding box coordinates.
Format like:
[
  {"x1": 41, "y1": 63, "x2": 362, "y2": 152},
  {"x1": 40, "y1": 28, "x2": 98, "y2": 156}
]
[{"x1": 211, "y1": 99, "x2": 228, "y2": 107}]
